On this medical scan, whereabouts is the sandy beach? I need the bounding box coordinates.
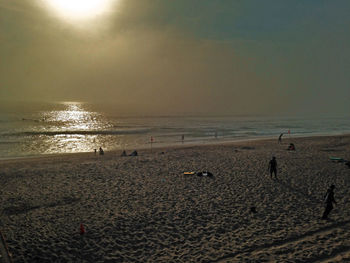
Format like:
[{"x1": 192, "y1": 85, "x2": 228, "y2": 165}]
[{"x1": 1, "y1": 135, "x2": 350, "y2": 262}]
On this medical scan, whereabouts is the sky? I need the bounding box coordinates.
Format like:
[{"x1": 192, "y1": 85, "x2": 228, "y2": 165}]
[{"x1": 0, "y1": 0, "x2": 350, "y2": 115}]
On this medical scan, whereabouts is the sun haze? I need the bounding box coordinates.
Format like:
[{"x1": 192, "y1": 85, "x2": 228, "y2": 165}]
[
  {"x1": 1, "y1": 0, "x2": 350, "y2": 116},
  {"x1": 45, "y1": 0, "x2": 113, "y2": 20}
]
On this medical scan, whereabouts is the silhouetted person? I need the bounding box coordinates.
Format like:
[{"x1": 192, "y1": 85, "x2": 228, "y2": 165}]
[
  {"x1": 346, "y1": 161, "x2": 350, "y2": 168},
  {"x1": 278, "y1": 133, "x2": 283, "y2": 144},
  {"x1": 121, "y1": 150, "x2": 127, "y2": 157},
  {"x1": 322, "y1": 185, "x2": 337, "y2": 219},
  {"x1": 268, "y1": 156, "x2": 277, "y2": 179},
  {"x1": 94, "y1": 149, "x2": 97, "y2": 155},
  {"x1": 99, "y1": 147, "x2": 104, "y2": 155}
]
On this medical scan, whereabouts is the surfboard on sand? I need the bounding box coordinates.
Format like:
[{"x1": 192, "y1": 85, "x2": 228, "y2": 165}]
[
  {"x1": 330, "y1": 157, "x2": 347, "y2": 162},
  {"x1": 183, "y1": 172, "x2": 196, "y2": 175}
]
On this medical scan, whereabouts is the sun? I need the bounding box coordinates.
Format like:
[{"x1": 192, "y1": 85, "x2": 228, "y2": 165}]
[{"x1": 46, "y1": 0, "x2": 112, "y2": 20}]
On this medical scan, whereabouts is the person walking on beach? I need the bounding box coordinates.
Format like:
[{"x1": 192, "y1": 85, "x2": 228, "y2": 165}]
[
  {"x1": 268, "y1": 156, "x2": 278, "y2": 179},
  {"x1": 278, "y1": 133, "x2": 283, "y2": 144},
  {"x1": 322, "y1": 185, "x2": 337, "y2": 219}
]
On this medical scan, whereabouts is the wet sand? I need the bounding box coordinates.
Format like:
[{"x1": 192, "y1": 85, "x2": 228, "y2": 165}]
[{"x1": 1, "y1": 135, "x2": 350, "y2": 262}]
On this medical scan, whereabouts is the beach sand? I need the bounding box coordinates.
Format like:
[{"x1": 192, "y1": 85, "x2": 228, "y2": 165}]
[{"x1": 1, "y1": 135, "x2": 350, "y2": 262}]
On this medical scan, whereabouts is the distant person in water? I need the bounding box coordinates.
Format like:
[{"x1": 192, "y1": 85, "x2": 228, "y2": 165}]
[
  {"x1": 322, "y1": 185, "x2": 337, "y2": 219},
  {"x1": 99, "y1": 147, "x2": 104, "y2": 155},
  {"x1": 268, "y1": 156, "x2": 277, "y2": 179},
  {"x1": 278, "y1": 133, "x2": 283, "y2": 144},
  {"x1": 94, "y1": 149, "x2": 97, "y2": 155}
]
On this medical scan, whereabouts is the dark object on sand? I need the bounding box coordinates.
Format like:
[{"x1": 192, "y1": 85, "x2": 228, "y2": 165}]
[
  {"x1": 121, "y1": 150, "x2": 127, "y2": 157},
  {"x1": 129, "y1": 150, "x2": 138, "y2": 156},
  {"x1": 197, "y1": 171, "x2": 213, "y2": 177},
  {"x1": 287, "y1": 143, "x2": 295, "y2": 151},
  {"x1": 322, "y1": 184, "x2": 337, "y2": 220},
  {"x1": 250, "y1": 207, "x2": 257, "y2": 213}
]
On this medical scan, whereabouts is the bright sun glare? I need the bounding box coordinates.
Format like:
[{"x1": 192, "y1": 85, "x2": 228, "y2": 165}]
[{"x1": 47, "y1": 0, "x2": 112, "y2": 19}]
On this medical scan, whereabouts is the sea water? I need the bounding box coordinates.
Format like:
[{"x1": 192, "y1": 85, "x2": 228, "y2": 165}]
[{"x1": 0, "y1": 101, "x2": 349, "y2": 158}]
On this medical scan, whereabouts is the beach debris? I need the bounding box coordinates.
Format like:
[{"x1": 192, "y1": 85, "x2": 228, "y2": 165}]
[
  {"x1": 250, "y1": 207, "x2": 257, "y2": 213},
  {"x1": 197, "y1": 171, "x2": 213, "y2": 177},
  {"x1": 80, "y1": 223, "x2": 86, "y2": 235},
  {"x1": 241, "y1": 146, "x2": 255, "y2": 150}
]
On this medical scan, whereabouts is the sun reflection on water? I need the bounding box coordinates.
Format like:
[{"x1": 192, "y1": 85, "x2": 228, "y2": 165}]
[{"x1": 39, "y1": 102, "x2": 111, "y2": 154}]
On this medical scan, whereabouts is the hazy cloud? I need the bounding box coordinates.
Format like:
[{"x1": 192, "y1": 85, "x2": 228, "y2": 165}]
[{"x1": 1, "y1": 0, "x2": 349, "y2": 115}]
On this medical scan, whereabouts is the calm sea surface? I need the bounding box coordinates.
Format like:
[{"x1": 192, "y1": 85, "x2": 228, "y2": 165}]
[{"x1": 0, "y1": 101, "x2": 349, "y2": 158}]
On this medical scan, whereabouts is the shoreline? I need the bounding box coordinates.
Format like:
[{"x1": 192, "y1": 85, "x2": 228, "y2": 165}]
[{"x1": 1, "y1": 132, "x2": 349, "y2": 162}]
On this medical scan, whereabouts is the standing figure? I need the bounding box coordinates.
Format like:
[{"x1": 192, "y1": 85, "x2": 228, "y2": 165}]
[
  {"x1": 278, "y1": 133, "x2": 283, "y2": 144},
  {"x1": 268, "y1": 156, "x2": 278, "y2": 179},
  {"x1": 322, "y1": 185, "x2": 337, "y2": 219}
]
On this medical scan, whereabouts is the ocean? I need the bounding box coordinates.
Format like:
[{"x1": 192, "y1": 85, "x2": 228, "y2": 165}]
[{"x1": 0, "y1": 101, "x2": 349, "y2": 158}]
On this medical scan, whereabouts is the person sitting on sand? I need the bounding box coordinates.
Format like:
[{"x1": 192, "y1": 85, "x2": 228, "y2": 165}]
[
  {"x1": 121, "y1": 150, "x2": 127, "y2": 157},
  {"x1": 129, "y1": 150, "x2": 138, "y2": 156},
  {"x1": 287, "y1": 143, "x2": 295, "y2": 151},
  {"x1": 268, "y1": 156, "x2": 277, "y2": 179},
  {"x1": 322, "y1": 184, "x2": 337, "y2": 219},
  {"x1": 99, "y1": 147, "x2": 104, "y2": 155},
  {"x1": 346, "y1": 161, "x2": 350, "y2": 168}
]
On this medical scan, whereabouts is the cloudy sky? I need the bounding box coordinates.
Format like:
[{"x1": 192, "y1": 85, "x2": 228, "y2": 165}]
[{"x1": 1, "y1": 0, "x2": 349, "y2": 115}]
